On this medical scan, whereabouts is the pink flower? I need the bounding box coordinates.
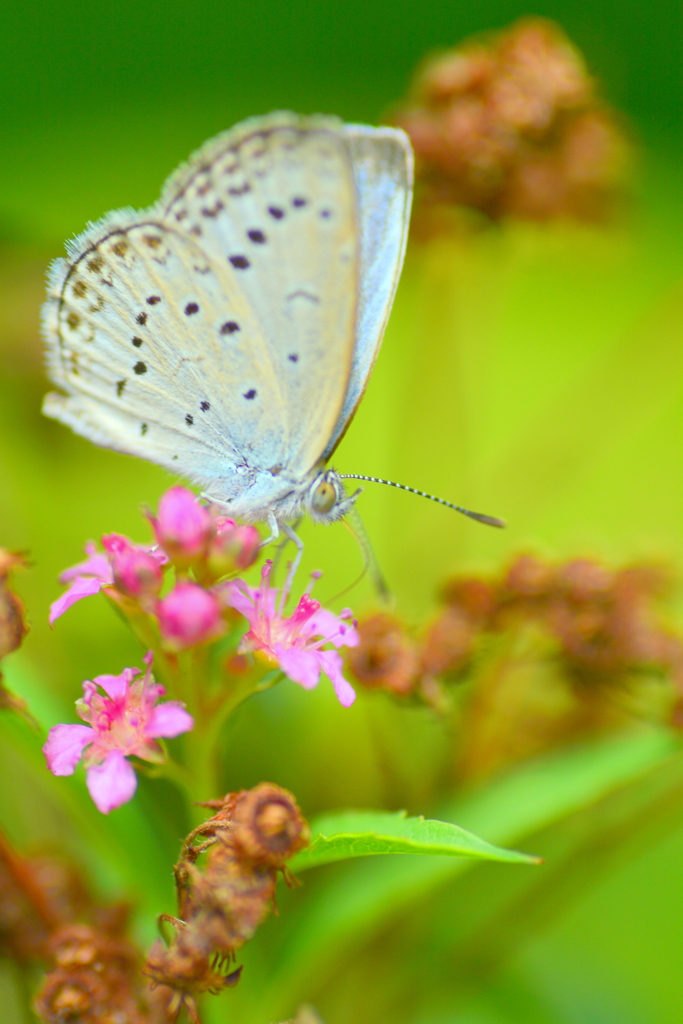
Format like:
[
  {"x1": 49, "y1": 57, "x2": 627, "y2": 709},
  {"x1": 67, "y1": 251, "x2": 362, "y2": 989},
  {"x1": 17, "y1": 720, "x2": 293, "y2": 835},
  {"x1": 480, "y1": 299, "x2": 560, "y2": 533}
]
[
  {"x1": 224, "y1": 561, "x2": 359, "y2": 707},
  {"x1": 156, "y1": 582, "x2": 224, "y2": 650},
  {"x1": 43, "y1": 653, "x2": 193, "y2": 814},
  {"x1": 149, "y1": 486, "x2": 212, "y2": 563}
]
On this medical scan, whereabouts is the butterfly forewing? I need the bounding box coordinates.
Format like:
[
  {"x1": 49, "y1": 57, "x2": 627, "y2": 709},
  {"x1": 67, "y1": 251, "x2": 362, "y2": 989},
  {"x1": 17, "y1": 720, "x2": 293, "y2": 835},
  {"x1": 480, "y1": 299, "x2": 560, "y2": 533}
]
[{"x1": 43, "y1": 114, "x2": 359, "y2": 502}]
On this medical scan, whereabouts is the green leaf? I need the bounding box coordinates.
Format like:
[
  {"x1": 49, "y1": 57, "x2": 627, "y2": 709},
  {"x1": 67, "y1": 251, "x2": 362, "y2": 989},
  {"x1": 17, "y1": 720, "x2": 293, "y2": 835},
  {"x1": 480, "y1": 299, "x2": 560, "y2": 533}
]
[{"x1": 290, "y1": 810, "x2": 539, "y2": 872}]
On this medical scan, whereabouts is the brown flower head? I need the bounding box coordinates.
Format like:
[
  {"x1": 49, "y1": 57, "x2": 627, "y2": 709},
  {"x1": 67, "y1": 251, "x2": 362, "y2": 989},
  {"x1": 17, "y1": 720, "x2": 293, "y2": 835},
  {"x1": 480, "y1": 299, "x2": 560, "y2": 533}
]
[
  {"x1": 391, "y1": 18, "x2": 630, "y2": 226},
  {"x1": 347, "y1": 613, "x2": 419, "y2": 696}
]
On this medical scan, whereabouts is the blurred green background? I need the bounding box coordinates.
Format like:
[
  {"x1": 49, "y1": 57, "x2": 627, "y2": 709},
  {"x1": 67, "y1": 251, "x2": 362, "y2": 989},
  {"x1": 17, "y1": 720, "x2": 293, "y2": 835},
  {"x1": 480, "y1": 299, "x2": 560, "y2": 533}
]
[{"x1": 1, "y1": 1, "x2": 682, "y2": 1022}]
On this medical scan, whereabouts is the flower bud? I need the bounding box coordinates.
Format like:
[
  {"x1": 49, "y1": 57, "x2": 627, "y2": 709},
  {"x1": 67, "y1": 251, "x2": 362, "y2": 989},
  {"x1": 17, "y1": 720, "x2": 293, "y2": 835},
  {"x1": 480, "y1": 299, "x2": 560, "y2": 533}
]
[
  {"x1": 150, "y1": 487, "x2": 212, "y2": 564},
  {"x1": 156, "y1": 583, "x2": 223, "y2": 649},
  {"x1": 207, "y1": 521, "x2": 261, "y2": 578},
  {"x1": 102, "y1": 534, "x2": 163, "y2": 601}
]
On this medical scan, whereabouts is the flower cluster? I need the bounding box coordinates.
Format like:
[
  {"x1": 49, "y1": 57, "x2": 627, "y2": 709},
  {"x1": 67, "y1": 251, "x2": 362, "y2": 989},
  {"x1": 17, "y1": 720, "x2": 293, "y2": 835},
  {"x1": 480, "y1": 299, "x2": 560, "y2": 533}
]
[
  {"x1": 50, "y1": 486, "x2": 261, "y2": 649},
  {"x1": 391, "y1": 18, "x2": 629, "y2": 227},
  {"x1": 50, "y1": 488, "x2": 359, "y2": 698},
  {"x1": 349, "y1": 554, "x2": 683, "y2": 778},
  {"x1": 44, "y1": 488, "x2": 360, "y2": 813},
  {"x1": 145, "y1": 784, "x2": 309, "y2": 1020}
]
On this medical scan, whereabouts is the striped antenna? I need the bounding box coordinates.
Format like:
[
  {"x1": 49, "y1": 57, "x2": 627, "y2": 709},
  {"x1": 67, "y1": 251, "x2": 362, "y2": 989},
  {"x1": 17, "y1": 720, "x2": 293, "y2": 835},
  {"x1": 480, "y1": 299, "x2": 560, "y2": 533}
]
[{"x1": 339, "y1": 475, "x2": 506, "y2": 529}]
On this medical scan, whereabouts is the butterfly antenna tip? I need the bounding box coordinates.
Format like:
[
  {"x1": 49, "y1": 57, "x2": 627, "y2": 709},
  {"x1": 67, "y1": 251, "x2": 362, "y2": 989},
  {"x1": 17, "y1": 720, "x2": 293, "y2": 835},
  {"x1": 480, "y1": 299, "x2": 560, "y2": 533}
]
[{"x1": 339, "y1": 474, "x2": 505, "y2": 529}]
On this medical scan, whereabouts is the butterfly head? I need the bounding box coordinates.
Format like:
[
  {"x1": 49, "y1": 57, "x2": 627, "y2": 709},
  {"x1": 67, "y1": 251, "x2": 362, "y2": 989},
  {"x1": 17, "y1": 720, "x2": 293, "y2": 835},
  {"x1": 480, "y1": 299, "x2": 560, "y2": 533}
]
[{"x1": 306, "y1": 468, "x2": 361, "y2": 525}]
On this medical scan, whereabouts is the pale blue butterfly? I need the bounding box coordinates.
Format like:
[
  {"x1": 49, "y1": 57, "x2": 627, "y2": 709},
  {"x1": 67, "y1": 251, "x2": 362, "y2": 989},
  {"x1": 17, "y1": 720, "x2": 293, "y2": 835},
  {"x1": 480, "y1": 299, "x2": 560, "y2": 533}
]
[{"x1": 42, "y1": 111, "x2": 501, "y2": 569}]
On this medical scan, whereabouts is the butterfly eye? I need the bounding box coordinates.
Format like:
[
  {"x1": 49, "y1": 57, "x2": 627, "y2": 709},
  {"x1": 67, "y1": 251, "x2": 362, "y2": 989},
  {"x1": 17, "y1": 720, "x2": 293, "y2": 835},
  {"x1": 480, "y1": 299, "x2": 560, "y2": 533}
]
[{"x1": 311, "y1": 480, "x2": 337, "y2": 514}]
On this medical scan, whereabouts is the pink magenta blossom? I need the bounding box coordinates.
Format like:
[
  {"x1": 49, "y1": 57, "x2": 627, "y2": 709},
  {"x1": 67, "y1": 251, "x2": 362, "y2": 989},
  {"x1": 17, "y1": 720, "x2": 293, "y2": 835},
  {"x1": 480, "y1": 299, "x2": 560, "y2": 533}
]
[
  {"x1": 224, "y1": 561, "x2": 359, "y2": 707},
  {"x1": 149, "y1": 486, "x2": 212, "y2": 562},
  {"x1": 43, "y1": 653, "x2": 193, "y2": 814},
  {"x1": 50, "y1": 538, "x2": 166, "y2": 625},
  {"x1": 156, "y1": 582, "x2": 224, "y2": 649}
]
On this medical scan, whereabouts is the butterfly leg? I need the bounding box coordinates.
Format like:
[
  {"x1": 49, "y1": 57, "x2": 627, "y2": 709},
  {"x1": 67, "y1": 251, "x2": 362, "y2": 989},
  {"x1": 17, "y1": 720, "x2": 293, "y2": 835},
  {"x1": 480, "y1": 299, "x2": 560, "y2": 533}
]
[
  {"x1": 261, "y1": 512, "x2": 281, "y2": 549},
  {"x1": 271, "y1": 516, "x2": 301, "y2": 586},
  {"x1": 281, "y1": 522, "x2": 305, "y2": 605}
]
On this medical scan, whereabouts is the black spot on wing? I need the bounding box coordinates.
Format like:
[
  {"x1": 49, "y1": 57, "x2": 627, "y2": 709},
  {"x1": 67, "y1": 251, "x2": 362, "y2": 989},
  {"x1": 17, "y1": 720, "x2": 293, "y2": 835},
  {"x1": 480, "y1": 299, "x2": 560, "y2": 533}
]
[
  {"x1": 136, "y1": 311, "x2": 147, "y2": 326},
  {"x1": 243, "y1": 389, "x2": 257, "y2": 400},
  {"x1": 116, "y1": 380, "x2": 126, "y2": 396},
  {"x1": 247, "y1": 229, "x2": 266, "y2": 244},
  {"x1": 186, "y1": 414, "x2": 194, "y2": 426},
  {"x1": 132, "y1": 336, "x2": 143, "y2": 348},
  {"x1": 200, "y1": 401, "x2": 210, "y2": 411},
  {"x1": 288, "y1": 353, "x2": 299, "y2": 363},
  {"x1": 146, "y1": 295, "x2": 161, "y2": 305},
  {"x1": 268, "y1": 206, "x2": 284, "y2": 220},
  {"x1": 220, "y1": 321, "x2": 240, "y2": 335},
  {"x1": 185, "y1": 302, "x2": 199, "y2": 315},
  {"x1": 134, "y1": 361, "x2": 147, "y2": 375},
  {"x1": 229, "y1": 255, "x2": 250, "y2": 270}
]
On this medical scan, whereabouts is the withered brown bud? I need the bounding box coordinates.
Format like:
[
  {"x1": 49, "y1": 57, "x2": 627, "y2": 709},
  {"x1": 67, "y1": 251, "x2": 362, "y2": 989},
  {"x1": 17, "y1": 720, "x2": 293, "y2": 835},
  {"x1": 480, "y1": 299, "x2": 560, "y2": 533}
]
[
  {"x1": 34, "y1": 924, "x2": 147, "y2": 1024},
  {"x1": 419, "y1": 607, "x2": 474, "y2": 679},
  {"x1": 391, "y1": 17, "x2": 630, "y2": 226},
  {"x1": 230, "y1": 783, "x2": 309, "y2": 867},
  {"x1": 0, "y1": 549, "x2": 28, "y2": 659},
  {"x1": 347, "y1": 613, "x2": 419, "y2": 695},
  {"x1": 439, "y1": 576, "x2": 497, "y2": 621},
  {"x1": 502, "y1": 553, "x2": 557, "y2": 602}
]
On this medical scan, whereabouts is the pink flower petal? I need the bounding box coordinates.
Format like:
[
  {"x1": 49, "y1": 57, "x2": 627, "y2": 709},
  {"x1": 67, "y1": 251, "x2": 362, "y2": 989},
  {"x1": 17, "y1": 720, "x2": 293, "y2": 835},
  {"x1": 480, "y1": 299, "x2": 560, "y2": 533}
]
[
  {"x1": 49, "y1": 576, "x2": 106, "y2": 625},
  {"x1": 147, "y1": 702, "x2": 194, "y2": 739},
  {"x1": 86, "y1": 751, "x2": 137, "y2": 814},
  {"x1": 43, "y1": 724, "x2": 93, "y2": 775},
  {"x1": 305, "y1": 607, "x2": 359, "y2": 647},
  {"x1": 222, "y1": 579, "x2": 257, "y2": 620},
  {"x1": 276, "y1": 645, "x2": 321, "y2": 690},
  {"x1": 318, "y1": 650, "x2": 357, "y2": 707},
  {"x1": 59, "y1": 544, "x2": 112, "y2": 584},
  {"x1": 92, "y1": 667, "x2": 137, "y2": 700}
]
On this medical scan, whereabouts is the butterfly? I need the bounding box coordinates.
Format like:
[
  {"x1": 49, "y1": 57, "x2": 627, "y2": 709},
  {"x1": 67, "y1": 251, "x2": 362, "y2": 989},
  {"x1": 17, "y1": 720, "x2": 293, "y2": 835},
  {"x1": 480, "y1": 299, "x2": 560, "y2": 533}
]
[{"x1": 42, "y1": 112, "x2": 414, "y2": 554}]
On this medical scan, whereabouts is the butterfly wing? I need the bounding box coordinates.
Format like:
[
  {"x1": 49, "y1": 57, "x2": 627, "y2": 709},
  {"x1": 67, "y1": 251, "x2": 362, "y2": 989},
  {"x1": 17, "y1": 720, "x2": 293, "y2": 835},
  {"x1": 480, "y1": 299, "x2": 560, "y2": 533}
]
[
  {"x1": 43, "y1": 113, "x2": 359, "y2": 516},
  {"x1": 322, "y1": 125, "x2": 414, "y2": 461}
]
